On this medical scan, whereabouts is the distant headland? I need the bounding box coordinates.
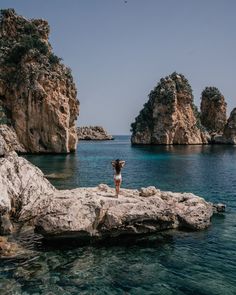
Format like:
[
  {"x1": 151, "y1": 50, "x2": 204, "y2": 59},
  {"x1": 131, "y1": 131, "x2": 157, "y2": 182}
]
[{"x1": 77, "y1": 126, "x2": 114, "y2": 140}]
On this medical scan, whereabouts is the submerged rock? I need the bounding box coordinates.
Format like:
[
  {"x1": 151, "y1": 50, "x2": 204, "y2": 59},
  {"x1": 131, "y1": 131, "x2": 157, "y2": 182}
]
[
  {"x1": 131, "y1": 72, "x2": 208, "y2": 145},
  {"x1": 200, "y1": 87, "x2": 227, "y2": 134},
  {"x1": 0, "y1": 9, "x2": 79, "y2": 153},
  {"x1": 77, "y1": 126, "x2": 113, "y2": 140},
  {"x1": 0, "y1": 236, "x2": 20, "y2": 257},
  {"x1": 0, "y1": 153, "x2": 221, "y2": 241}
]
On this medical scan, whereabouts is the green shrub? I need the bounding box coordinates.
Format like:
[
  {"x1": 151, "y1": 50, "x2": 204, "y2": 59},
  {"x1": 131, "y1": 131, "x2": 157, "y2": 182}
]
[
  {"x1": 4, "y1": 35, "x2": 48, "y2": 65},
  {"x1": 48, "y1": 53, "x2": 62, "y2": 65}
]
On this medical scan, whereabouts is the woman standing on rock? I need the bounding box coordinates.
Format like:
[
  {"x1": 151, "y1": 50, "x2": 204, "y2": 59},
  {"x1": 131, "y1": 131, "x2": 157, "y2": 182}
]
[{"x1": 111, "y1": 159, "x2": 125, "y2": 197}]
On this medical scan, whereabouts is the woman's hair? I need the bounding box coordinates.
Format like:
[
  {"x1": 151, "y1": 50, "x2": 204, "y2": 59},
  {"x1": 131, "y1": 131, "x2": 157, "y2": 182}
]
[
  {"x1": 112, "y1": 159, "x2": 125, "y2": 174},
  {"x1": 115, "y1": 159, "x2": 121, "y2": 174}
]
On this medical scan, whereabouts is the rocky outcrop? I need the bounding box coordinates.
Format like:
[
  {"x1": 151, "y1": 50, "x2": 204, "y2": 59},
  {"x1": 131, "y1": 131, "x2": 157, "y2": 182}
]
[
  {"x1": 0, "y1": 9, "x2": 79, "y2": 153},
  {"x1": 200, "y1": 87, "x2": 227, "y2": 133},
  {"x1": 131, "y1": 72, "x2": 208, "y2": 145},
  {"x1": 77, "y1": 126, "x2": 113, "y2": 140},
  {"x1": 0, "y1": 124, "x2": 26, "y2": 153},
  {"x1": 222, "y1": 108, "x2": 236, "y2": 144},
  {"x1": 0, "y1": 153, "x2": 222, "y2": 241}
]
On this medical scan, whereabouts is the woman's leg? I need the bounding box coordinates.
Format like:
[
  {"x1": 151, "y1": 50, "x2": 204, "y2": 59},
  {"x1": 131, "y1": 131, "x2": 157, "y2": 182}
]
[{"x1": 115, "y1": 180, "x2": 121, "y2": 196}]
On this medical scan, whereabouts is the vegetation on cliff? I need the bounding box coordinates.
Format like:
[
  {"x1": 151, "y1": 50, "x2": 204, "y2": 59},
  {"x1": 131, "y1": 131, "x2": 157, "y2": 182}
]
[
  {"x1": 0, "y1": 9, "x2": 79, "y2": 153},
  {"x1": 131, "y1": 72, "x2": 208, "y2": 145}
]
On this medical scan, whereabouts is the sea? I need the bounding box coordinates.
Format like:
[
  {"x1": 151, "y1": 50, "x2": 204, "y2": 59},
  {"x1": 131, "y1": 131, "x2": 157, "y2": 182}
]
[{"x1": 0, "y1": 135, "x2": 236, "y2": 294}]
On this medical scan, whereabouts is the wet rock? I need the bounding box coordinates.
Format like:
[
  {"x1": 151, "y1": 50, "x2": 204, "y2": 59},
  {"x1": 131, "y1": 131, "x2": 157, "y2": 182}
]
[
  {"x1": 0, "y1": 213, "x2": 13, "y2": 235},
  {"x1": 213, "y1": 203, "x2": 226, "y2": 213},
  {"x1": 0, "y1": 236, "x2": 20, "y2": 257}
]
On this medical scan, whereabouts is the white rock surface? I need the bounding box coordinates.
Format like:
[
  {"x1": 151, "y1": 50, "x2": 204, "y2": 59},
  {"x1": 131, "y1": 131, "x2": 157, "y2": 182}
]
[{"x1": 0, "y1": 153, "x2": 215, "y2": 240}]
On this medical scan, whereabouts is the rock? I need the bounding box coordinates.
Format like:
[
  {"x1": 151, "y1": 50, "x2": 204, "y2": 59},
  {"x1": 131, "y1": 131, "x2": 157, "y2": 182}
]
[
  {"x1": 34, "y1": 187, "x2": 213, "y2": 238},
  {"x1": 0, "y1": 213, "x2": 13, "y2": 235},
  {"x1": 200, "y1": 87, "x2": 227, "y2": 134},
  {"x1": 131, "y1": 72, "x2": 208, "y2": 145},
  {"x1": 0, "y1": 152, "x2": 55, "y2": 226},
  {"x1": 45, "y1": 173, "x2": 72, "y2": 180},
  {"x1": 77, "y1": 126, "x2": 113, "y2": 140},
  {"x1": 222, "y1": 108, "x2": 236, "y2": 144},
  {"x1": 139, "y1": 186, "x2": 160, "y2": 197},
  {"x1": 0, "y1": 125, "x2": 26, "y2": 153},
  {"x1": 213, "y1": 203, "x2": 226, "y2": 213},
  {"x1": 0, "y1": 236, "x2": 20, "y2": 257},
  {"x1": 0, "y1": 153, "x2": 223, "y2": 241},
  {"x1": 0, "y1": 9, "x2": 79, "y2": 153}
]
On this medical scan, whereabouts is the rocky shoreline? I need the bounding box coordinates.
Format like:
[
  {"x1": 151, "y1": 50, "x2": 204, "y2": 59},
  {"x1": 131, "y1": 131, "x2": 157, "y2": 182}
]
[
  {"x1": 77, "y1": 126, "x2": 114, "y2": 140},
  {"x1": 0, "y1": 151, "x2": 225, "y2": 254}
]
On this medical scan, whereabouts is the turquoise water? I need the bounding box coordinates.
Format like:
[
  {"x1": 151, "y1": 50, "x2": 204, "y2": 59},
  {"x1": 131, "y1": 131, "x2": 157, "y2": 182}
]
[{"x1": 1, "y1": 136, "x2": 236, "y2": 294}]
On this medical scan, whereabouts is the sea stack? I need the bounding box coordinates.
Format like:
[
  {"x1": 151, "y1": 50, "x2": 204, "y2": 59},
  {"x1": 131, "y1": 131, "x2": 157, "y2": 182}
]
[
  {"x1": 0, "y1": 9, "x2": 79, "y2": 153},
  {"x1": 200, "y1": 87, "x2": 227, "y2": 134},
  {"x1": 131, "y1": 72, "x2": 208, "y2": 145},
  {"x1": 222, "y1": 108, "x2": 236, "y2": 144}
]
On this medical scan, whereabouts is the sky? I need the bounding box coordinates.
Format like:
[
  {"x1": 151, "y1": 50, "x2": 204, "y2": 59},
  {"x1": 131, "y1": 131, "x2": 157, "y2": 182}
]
[{"x1": 1, "y1": 0, "x2": 236, "y2": 134}]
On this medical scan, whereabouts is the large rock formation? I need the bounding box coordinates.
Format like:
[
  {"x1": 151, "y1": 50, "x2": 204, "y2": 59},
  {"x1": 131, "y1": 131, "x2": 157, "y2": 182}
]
[
  {"x1": 200, "y1": 87, "x2": 227, "y2": 133},
  {"x1": 0, "y1": 152, "x2": 222, "y2": 241},
  {"x1": 0, "y1": 9, "x2": 79, "y2": 153},
  {"x1": 77, "y1": 126, "x2": 113, "y2": 140},
  {"x1": 131, "y1": 72, "x2": 208, "y2": 145},
  {"x1": 222, "y1": 108, "x2": 236, "y2": 144}
]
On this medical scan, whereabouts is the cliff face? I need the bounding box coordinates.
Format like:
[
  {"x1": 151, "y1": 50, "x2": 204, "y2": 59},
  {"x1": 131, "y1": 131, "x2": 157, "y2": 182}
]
[
  {"x1": 77, "y1": 126, "x2": 114, "y2": 140},
  {"x1": 223, "y1": 108, "x2": 236, "y2": 144},
  {"x1": 0, "y1": 9, "x2": 79, "y2": 153},
  {"x1": 200, "y1": 87, "x2": 227, "y2": 133},
  {"x1": 131, "y1": 72, "x2": 208, "y2": 145}
]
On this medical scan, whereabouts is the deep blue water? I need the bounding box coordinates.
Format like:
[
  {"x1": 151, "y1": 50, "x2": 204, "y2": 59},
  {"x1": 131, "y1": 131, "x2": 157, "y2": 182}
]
[{"x1": 1, "y1": 136, "x2": 236, "y2": 294}]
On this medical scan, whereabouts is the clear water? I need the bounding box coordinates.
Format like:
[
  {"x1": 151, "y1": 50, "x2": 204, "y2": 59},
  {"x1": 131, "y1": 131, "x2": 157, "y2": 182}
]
[{"x1": 1, "y1": 136, "x2": 236, "y2": 294}]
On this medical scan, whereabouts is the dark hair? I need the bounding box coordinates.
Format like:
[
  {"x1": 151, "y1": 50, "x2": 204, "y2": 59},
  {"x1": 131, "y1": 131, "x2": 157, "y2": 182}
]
[{"x1": 115, "y1": 159, "x2": 121, "y2": 174}]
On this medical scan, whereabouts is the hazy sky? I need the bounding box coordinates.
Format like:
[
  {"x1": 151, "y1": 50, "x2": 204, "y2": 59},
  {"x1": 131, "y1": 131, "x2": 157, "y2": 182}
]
[{"x1": 1, "y1": 0, "x2": 236, "y2": 134}]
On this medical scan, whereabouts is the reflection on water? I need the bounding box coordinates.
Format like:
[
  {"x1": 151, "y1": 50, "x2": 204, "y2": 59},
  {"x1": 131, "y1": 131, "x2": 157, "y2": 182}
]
[{"x1": 1, "y1": 136, "x2": 235, "y2": 294}]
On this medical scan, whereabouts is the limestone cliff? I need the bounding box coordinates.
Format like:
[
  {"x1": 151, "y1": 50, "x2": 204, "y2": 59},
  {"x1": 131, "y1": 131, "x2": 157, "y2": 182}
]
[
  {"x1": 222, "y1": 108, "x2": 236, "y2": 144},
  {"x1": 77, "y1": 126, "x2": 113, "y2": 140},
  {"x1": 200, "y1": 87, "x2": 227, "y2": 133},
  {"x1": 131, "y1": 72, "x2": 208, "y2": 145},
  {"x1": 0, "y1": 9, "x2": 79, "y2": 153}
]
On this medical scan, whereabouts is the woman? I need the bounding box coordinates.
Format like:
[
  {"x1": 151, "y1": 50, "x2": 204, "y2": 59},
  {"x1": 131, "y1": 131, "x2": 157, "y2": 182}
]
[{"x1": 111, "y1": 159, "x2": 125, "y2": 197}]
